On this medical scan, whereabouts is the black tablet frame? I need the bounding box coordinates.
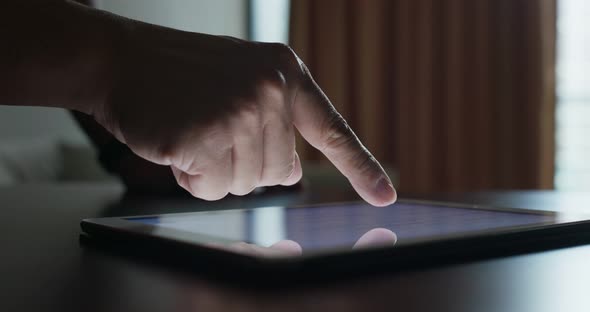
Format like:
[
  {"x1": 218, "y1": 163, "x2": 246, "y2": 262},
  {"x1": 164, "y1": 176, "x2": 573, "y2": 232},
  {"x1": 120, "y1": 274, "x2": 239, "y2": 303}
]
[{"x1": 80, "y1": 199, "x2": 590, "y2": 284}]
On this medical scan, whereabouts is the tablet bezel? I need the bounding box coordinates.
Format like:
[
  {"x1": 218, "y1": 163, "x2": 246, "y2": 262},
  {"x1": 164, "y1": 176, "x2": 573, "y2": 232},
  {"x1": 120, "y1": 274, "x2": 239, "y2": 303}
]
[{"x1": 81, "y1": 200, "x2": 590, "y2": 277}]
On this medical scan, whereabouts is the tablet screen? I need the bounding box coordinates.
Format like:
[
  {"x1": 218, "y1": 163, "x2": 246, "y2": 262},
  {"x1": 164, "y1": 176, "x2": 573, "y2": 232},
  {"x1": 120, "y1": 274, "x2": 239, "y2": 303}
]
[{"x1": 125, "y1": 202, "x2": 556, "y2": 253}]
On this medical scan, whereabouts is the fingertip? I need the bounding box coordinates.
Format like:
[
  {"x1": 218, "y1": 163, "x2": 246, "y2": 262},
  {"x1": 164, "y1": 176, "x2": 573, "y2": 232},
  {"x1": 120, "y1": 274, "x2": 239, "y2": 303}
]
[
  {"x1": 374, "y1": 177, "x2": 397, "y2": 206},
  {"x1": 353, "y1": 176, "x2": 397, "y2": 207}
]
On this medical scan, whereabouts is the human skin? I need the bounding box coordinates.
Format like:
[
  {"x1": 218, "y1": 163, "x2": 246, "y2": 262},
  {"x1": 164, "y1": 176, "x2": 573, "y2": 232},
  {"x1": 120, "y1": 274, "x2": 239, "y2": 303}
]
[{"x1": 0, "y1": 1, "x2": 396, "y2": 206}]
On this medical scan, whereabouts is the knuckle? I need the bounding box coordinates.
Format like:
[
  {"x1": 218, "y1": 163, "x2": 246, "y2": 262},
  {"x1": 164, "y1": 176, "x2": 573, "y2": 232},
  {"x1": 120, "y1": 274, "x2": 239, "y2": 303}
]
[
  {"x1": 198, "y1": 128, "x2": 233, "y2": 159},
  {"x1": 264, "y1": 42, "x2": 303, "y2": 76},
  {"x1": 232, "y1": 102, "x2": 262, "y2": 134},
  {"x1": 236, "y1": 100, "x2": 261, "y2": 118},
  {"x1": 154, "y1": 143, "x2": 176, "y2": 165},
  {"x1": 352, "y1": 149, "x2": 381, "y2": 178},
  {"x1": 266, "y1": 42, "x2": 296, "y2": 63},
  {"x1": 255, "y1": 43, "x2": 303, "y2": 105},
  {"x1": 321, "y1": 112, "x2": 355, "y2": 153},
  {"x1": 143, "y1": 138, "x2": 183, "y2": 166},
  {"x1": 255, "y1": 73, "x2": 288, "y2": 111},
  {"x1": 172, "y1": 150, "x2": 203, "y2": 175},
  {"x1": 267, "y1": 42, "x2": 292, "y2": 56}
]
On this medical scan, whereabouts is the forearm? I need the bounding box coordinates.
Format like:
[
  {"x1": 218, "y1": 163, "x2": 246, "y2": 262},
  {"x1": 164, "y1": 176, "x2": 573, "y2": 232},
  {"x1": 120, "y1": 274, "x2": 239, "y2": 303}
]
[{"x1": 0, "y1": 1, "x2": 123, "y2": 114}]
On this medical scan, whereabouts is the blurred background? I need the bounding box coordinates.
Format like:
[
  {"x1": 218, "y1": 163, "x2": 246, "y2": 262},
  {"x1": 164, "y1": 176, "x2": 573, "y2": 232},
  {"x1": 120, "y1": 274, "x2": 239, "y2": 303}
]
[{"x1": 1, "y1": 0, "x2": 589, "y2": 196}]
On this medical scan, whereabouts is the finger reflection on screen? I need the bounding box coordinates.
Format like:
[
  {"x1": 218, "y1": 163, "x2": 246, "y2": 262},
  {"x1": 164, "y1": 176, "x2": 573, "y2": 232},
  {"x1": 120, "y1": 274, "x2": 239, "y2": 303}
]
[
  {"x1": 352, "y1": 228, "x2": 397, "y2": 250},
  {"x1": 216, "y1": 228, "x2": 397, "y2": 257}
]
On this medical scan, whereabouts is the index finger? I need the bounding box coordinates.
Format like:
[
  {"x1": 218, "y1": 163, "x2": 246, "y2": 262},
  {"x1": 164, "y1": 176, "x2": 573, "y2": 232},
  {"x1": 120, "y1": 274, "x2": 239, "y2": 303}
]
[{"x1": 292, "y1": 66, "x2": 397, "y2": 207}]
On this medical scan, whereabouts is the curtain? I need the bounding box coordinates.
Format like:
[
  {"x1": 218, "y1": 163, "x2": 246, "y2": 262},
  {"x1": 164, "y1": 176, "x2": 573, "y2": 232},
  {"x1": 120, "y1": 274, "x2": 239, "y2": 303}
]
[{"x1": 290, "y1": 0, "x2": 556, "y2": 194}]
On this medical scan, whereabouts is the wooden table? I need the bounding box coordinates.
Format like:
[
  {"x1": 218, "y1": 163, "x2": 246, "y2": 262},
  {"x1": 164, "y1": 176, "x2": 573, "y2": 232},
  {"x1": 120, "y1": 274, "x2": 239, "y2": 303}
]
[{"x1": 2, "y1": 182, "x2": 590, "y2": 312}]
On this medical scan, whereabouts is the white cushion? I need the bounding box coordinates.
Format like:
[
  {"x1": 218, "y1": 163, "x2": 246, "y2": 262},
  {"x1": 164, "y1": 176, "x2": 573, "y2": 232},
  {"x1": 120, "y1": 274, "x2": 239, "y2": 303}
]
[{"x1": 0, "y1": 138, "x2": 62, "y2": 184}]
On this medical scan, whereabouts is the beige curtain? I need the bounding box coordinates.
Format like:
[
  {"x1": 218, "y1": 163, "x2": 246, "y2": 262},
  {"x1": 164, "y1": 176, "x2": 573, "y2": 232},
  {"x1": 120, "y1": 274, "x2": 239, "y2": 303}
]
[{"x1": 291, "y1": 0, "x2": 556, "y2": 194}]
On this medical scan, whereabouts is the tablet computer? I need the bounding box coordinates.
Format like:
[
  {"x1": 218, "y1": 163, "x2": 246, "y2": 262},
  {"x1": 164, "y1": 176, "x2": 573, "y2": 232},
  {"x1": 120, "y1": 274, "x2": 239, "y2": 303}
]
[{"x1": 81, "y1": 199, "x2": 590, "y2": 282}]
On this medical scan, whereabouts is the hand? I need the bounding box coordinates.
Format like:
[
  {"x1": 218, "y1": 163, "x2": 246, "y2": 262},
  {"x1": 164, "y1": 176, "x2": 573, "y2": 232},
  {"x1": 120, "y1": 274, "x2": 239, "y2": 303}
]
[{"x1": 95, "y1": 24, "x2": 396, "y2": 206}]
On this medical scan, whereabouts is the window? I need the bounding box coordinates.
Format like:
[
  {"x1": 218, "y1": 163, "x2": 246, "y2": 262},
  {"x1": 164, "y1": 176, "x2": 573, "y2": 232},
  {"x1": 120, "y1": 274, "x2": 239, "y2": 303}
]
[
  {"x1": 555, "y1": 0, "x2": 590, "y2": 190},
  {"x1": 249, "y1": 0, "x2": 291, "y2": 43}
]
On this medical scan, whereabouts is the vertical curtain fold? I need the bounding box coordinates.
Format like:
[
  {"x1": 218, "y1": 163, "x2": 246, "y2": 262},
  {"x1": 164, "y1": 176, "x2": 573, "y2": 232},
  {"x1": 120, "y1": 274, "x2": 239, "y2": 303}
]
[{"x1": 290, "y1": 0, "x2": 556, "y2": 194}]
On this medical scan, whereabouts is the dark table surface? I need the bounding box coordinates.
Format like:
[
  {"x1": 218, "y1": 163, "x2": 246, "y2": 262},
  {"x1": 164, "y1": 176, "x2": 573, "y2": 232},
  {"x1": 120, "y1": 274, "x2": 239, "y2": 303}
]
[{"x1": 2, "y1": 181, "x2": 590, "y2": 312}]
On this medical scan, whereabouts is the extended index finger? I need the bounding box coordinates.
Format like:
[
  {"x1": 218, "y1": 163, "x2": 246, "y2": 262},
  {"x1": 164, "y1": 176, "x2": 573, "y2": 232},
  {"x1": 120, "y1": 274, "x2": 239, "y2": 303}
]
[{"x1": 292, "y1": 66, "x2": 396, "y2": 207}]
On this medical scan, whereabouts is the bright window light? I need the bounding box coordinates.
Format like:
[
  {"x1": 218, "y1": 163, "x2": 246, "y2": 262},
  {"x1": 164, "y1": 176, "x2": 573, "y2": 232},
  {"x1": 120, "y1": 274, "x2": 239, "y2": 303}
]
[
  {"x1": 555, "y1": 0, "x2": 590, "y2": 190},
  {"x1": 250, "y1": 0, "x2": 290, "y2": 43}
]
